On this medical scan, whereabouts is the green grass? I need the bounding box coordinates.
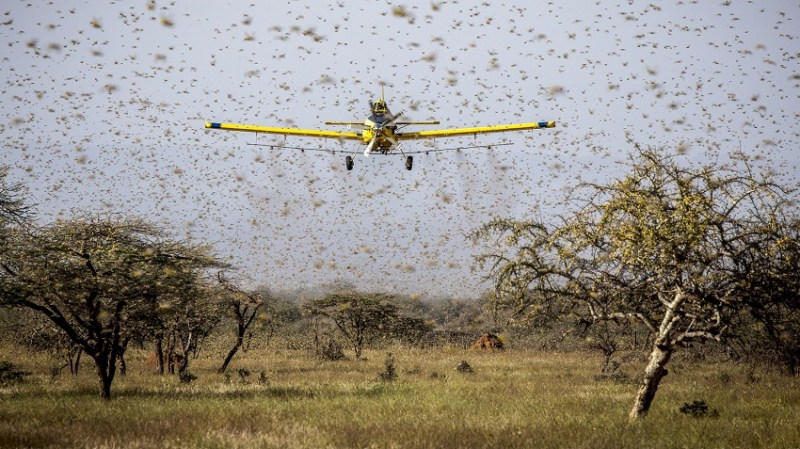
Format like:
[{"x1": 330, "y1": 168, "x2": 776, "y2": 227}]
[{"x1": 1, "y1": 345, "x2": 798, "y2": 449}]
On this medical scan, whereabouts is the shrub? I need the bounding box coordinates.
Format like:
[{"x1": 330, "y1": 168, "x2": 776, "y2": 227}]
[
  {"x1": 317, "y1": 337, "x2": 345, "y2": 361},
  {"x1": 0, "y1": 360, "x2": 30, "y2": 386},
  {"x1": 593, "y1": 370, "x2": 636, "y2": 385},
  {"x1": 378, "y1": 353, "x2": 397, "y2": 382},
  {"x1": 179, "y1": 370, "x2": 197, "y2": 384},
  {"x1": 456, "y1": 360, "x2": 474, "y2": 374},
  {"x1": 593, "y1": 358, "x2": 636, "y2": 385},
  {"x1": 679, "y1": 400, "x2": 719, "y2": 418}
]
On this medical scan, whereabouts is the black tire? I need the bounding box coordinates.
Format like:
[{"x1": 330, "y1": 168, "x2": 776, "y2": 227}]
[
  {"x1": 345, "y1": 155, "x2": 354, "y2": 171},
  {"x1": 405, "y1": 156, "x2": 413, "y2": 171}
]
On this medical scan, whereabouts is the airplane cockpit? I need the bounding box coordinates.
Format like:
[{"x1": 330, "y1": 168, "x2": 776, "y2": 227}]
[
  {"x1": 369, "y1": 99, "x2": 391, "y2": 124},
  {"x1": 371, "y1": 99, "x2": 388, "y2": 114}
]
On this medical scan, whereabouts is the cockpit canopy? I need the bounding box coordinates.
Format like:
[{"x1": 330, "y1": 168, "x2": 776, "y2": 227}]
[{"x1": 371, "y1": 99, "x2": 388, "y2": 114}]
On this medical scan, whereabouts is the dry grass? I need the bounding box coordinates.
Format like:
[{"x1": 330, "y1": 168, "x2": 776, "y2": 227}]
[{"x1": 1, "y1": 344, "x2": 799, "y2": 449}]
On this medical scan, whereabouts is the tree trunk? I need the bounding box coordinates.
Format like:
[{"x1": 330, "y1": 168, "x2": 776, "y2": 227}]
[
  {"x1": 629, "y1": 288, "x2": 686, "y2": 420},
  {"x1": 118, "y1": 338, "x2": 129, "y2": 376},
  {"x1": 166, "y1": 336, "x2": 176, "y2": 374},
  {"x1": 219, "y1": 310, "x2": 250, "y2": 374},
  {"x1": 100, "y1": 374, "x2": 112, "y2": 399},
  {"x1": 353, "y1": 331, "x2": 364, "y2": 360},
  {"x1": 154, "y1": 337, "x2": 165, "y2": 375},
  {"x1": 67, "y1": 346, "x2": 82, "y2": 376},
  {"x1": 629, "y1": 343, "x2": 673, "y2": 419},
  {"x1": 177, "y1": 330, "x2": 193, "y2": 374},
  {"x1": 218, "y1": 336, "x2": 243, "y2": 374},
  {"x1": 94, "y1": 353, "x2": 116, "y2": 400}
]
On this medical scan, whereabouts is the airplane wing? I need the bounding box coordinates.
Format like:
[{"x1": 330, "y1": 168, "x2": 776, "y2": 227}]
[
  {"x1": 395, "y1": 120, "x2": 440, "y2": 126},
  {"x1": 205, "y1": 122, "x2": 361, "y2": 140},
  {"x1": 401, "y1": 142, "x2": 515, "y2": 155},
  {"x1": 245, "y1": 142, "x2": 360, "y2": 155},
  {"x1": 324, "y1": 121, "x2": 365, "y2": 126},
  {"x1": 396, "y1": 121, "x2": 555, "y2": 139}
]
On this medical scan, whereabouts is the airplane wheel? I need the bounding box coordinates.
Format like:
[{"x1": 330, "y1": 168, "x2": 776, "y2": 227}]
[
  {"x1": 405, "y1": 156, "x2": 413, "y2": 171},
  {"x1": 345, "y1": 155, "x2": 353, "y2": 171}
]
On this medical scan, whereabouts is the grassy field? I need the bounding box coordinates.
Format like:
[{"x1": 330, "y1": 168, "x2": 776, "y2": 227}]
[{"x1": 1, "y1": 344, "x2": 799, "y2": 449}]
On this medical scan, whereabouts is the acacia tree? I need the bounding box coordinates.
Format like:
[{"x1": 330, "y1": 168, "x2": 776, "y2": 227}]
[
  {"x1": 216, "y1": 274, "x2": 268, "y2": 374},
  {"x1": 475, "y1": 146, "x2": 799, "y2": 419},
  {"x1": 0, "y1": 165, "x2": 30, "y2": 270},
  {"x1": 0, "y1": 216, "x2": 222, "y2": 398},
  {"x1": 148, "y1": 274, "x2": 225, "y2": 376},
  {"x1": 304, "y1": 290, "x2": 398, "y2": 359},
  {"x1": 733, "y1": 216, "x2": 800, "y2": 374},
  {"x1": 4, "y1": 310, "x2": 86, "y2": 376},
  {"x1": 0, "y1": 166, "x2": 29, "y2": 227}
]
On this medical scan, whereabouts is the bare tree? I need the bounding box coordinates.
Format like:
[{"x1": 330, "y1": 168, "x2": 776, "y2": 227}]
[{"x1": 475, "y1": 146, "x2": 800, "y2": 419}]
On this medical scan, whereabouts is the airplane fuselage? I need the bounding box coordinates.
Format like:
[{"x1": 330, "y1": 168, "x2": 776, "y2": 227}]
[{"x1": 361, "y1": 106, "x2": 400, "y2": 154}]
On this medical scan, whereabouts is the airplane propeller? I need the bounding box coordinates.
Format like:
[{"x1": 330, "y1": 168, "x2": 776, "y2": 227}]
[
  {"x1": 385, "y1": 111, "x2": 404, "y2": 127},
  {"x1": 364, "y1": 111, "x2": 404, "y2": 157}
]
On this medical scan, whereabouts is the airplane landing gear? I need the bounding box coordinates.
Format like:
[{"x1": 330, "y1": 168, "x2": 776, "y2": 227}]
[
  {"x1": 405, "y1": 155, "x2": 413, "y2": 171},
  {"x1": 345, "y1": 155, "x2": 354, "y2": 171}
]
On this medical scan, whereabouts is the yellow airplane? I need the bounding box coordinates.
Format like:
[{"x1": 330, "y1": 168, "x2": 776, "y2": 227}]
[{"x1": 205, "y1": 89, "x2": 555, "y2": 170}]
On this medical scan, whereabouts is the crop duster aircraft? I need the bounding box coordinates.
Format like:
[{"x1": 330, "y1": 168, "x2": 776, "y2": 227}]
[{"x1": 204, "y1": 89, "x2": 555, "y2": 171}]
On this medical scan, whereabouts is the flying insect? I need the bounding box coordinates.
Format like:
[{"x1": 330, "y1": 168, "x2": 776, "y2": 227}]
[{"x1": 205, "y1": 89, "x2": 555, "y2": 171}]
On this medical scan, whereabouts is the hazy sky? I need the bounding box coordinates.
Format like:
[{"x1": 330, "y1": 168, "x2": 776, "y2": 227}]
[{"x1": 2, "y1": 1, "x2": 798, "y2": 298}]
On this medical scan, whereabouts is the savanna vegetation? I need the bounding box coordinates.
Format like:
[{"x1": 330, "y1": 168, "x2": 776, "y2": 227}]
[
  {"x1": 474, "y1": 146, "x2": 800, "y2": 419},
  {"x1": 2, "y1": 344, "x2": 799, "y2": 449},
  {"x1": 2, "y1": 146, "x2": 800, "y2": 448}
]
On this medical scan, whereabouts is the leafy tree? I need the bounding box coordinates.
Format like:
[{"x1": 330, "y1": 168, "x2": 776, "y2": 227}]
[
  {"x1": 0, "y1": 216, "x2": 223, "y2": 398},
  {"x1": 157, "y1": 277, "x2": 225, "y2": 376},
  {"x1": 388, "y1": 315, "x2": 433, "y2": 346},
  {"x1": 304, "y1": 290, "x2": 398, "y2": 359},
  {"x1": 425, "y1": 297, "x2": 488, "y2": 333},
  {"x1": 3, "y1": 309, "x2": 85, "y2": 376},
  {"x1": 475, "y1": 146, "x2": 799, "y2": 419},
  {"x1": 732, "y1": 216, "x2": 800, "y2": 374}
]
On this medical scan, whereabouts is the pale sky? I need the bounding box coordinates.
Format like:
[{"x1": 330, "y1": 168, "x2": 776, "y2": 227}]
[{"x1": 2, "y1": 1, "x2": 798, "y2": 298}]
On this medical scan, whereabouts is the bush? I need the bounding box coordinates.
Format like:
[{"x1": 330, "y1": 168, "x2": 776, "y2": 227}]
[
  {"x1": 593, "y1": 370, "x2": 636, "y2": 385},
  {"x1": 456, "y1": 360, "x2": 474, "y2": 374},
  {"x1": 593, "y1": 357, "x2": 636, "y2": 385},
  {"x1": 179, "y1": 370, "x2": 197, "y2": 384},
  {"x1": 317, "y1": 337, "x2": 345, "y2": 361},
  {"x1": 0, "y1": 360, "x2": 30, "y2": 386},
  {"x1": 378, "y1": 353, "x2": 397, "y2": 382},
  {"x1": 679, "y1": 400, "x2": 719, "y2": 418}
]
